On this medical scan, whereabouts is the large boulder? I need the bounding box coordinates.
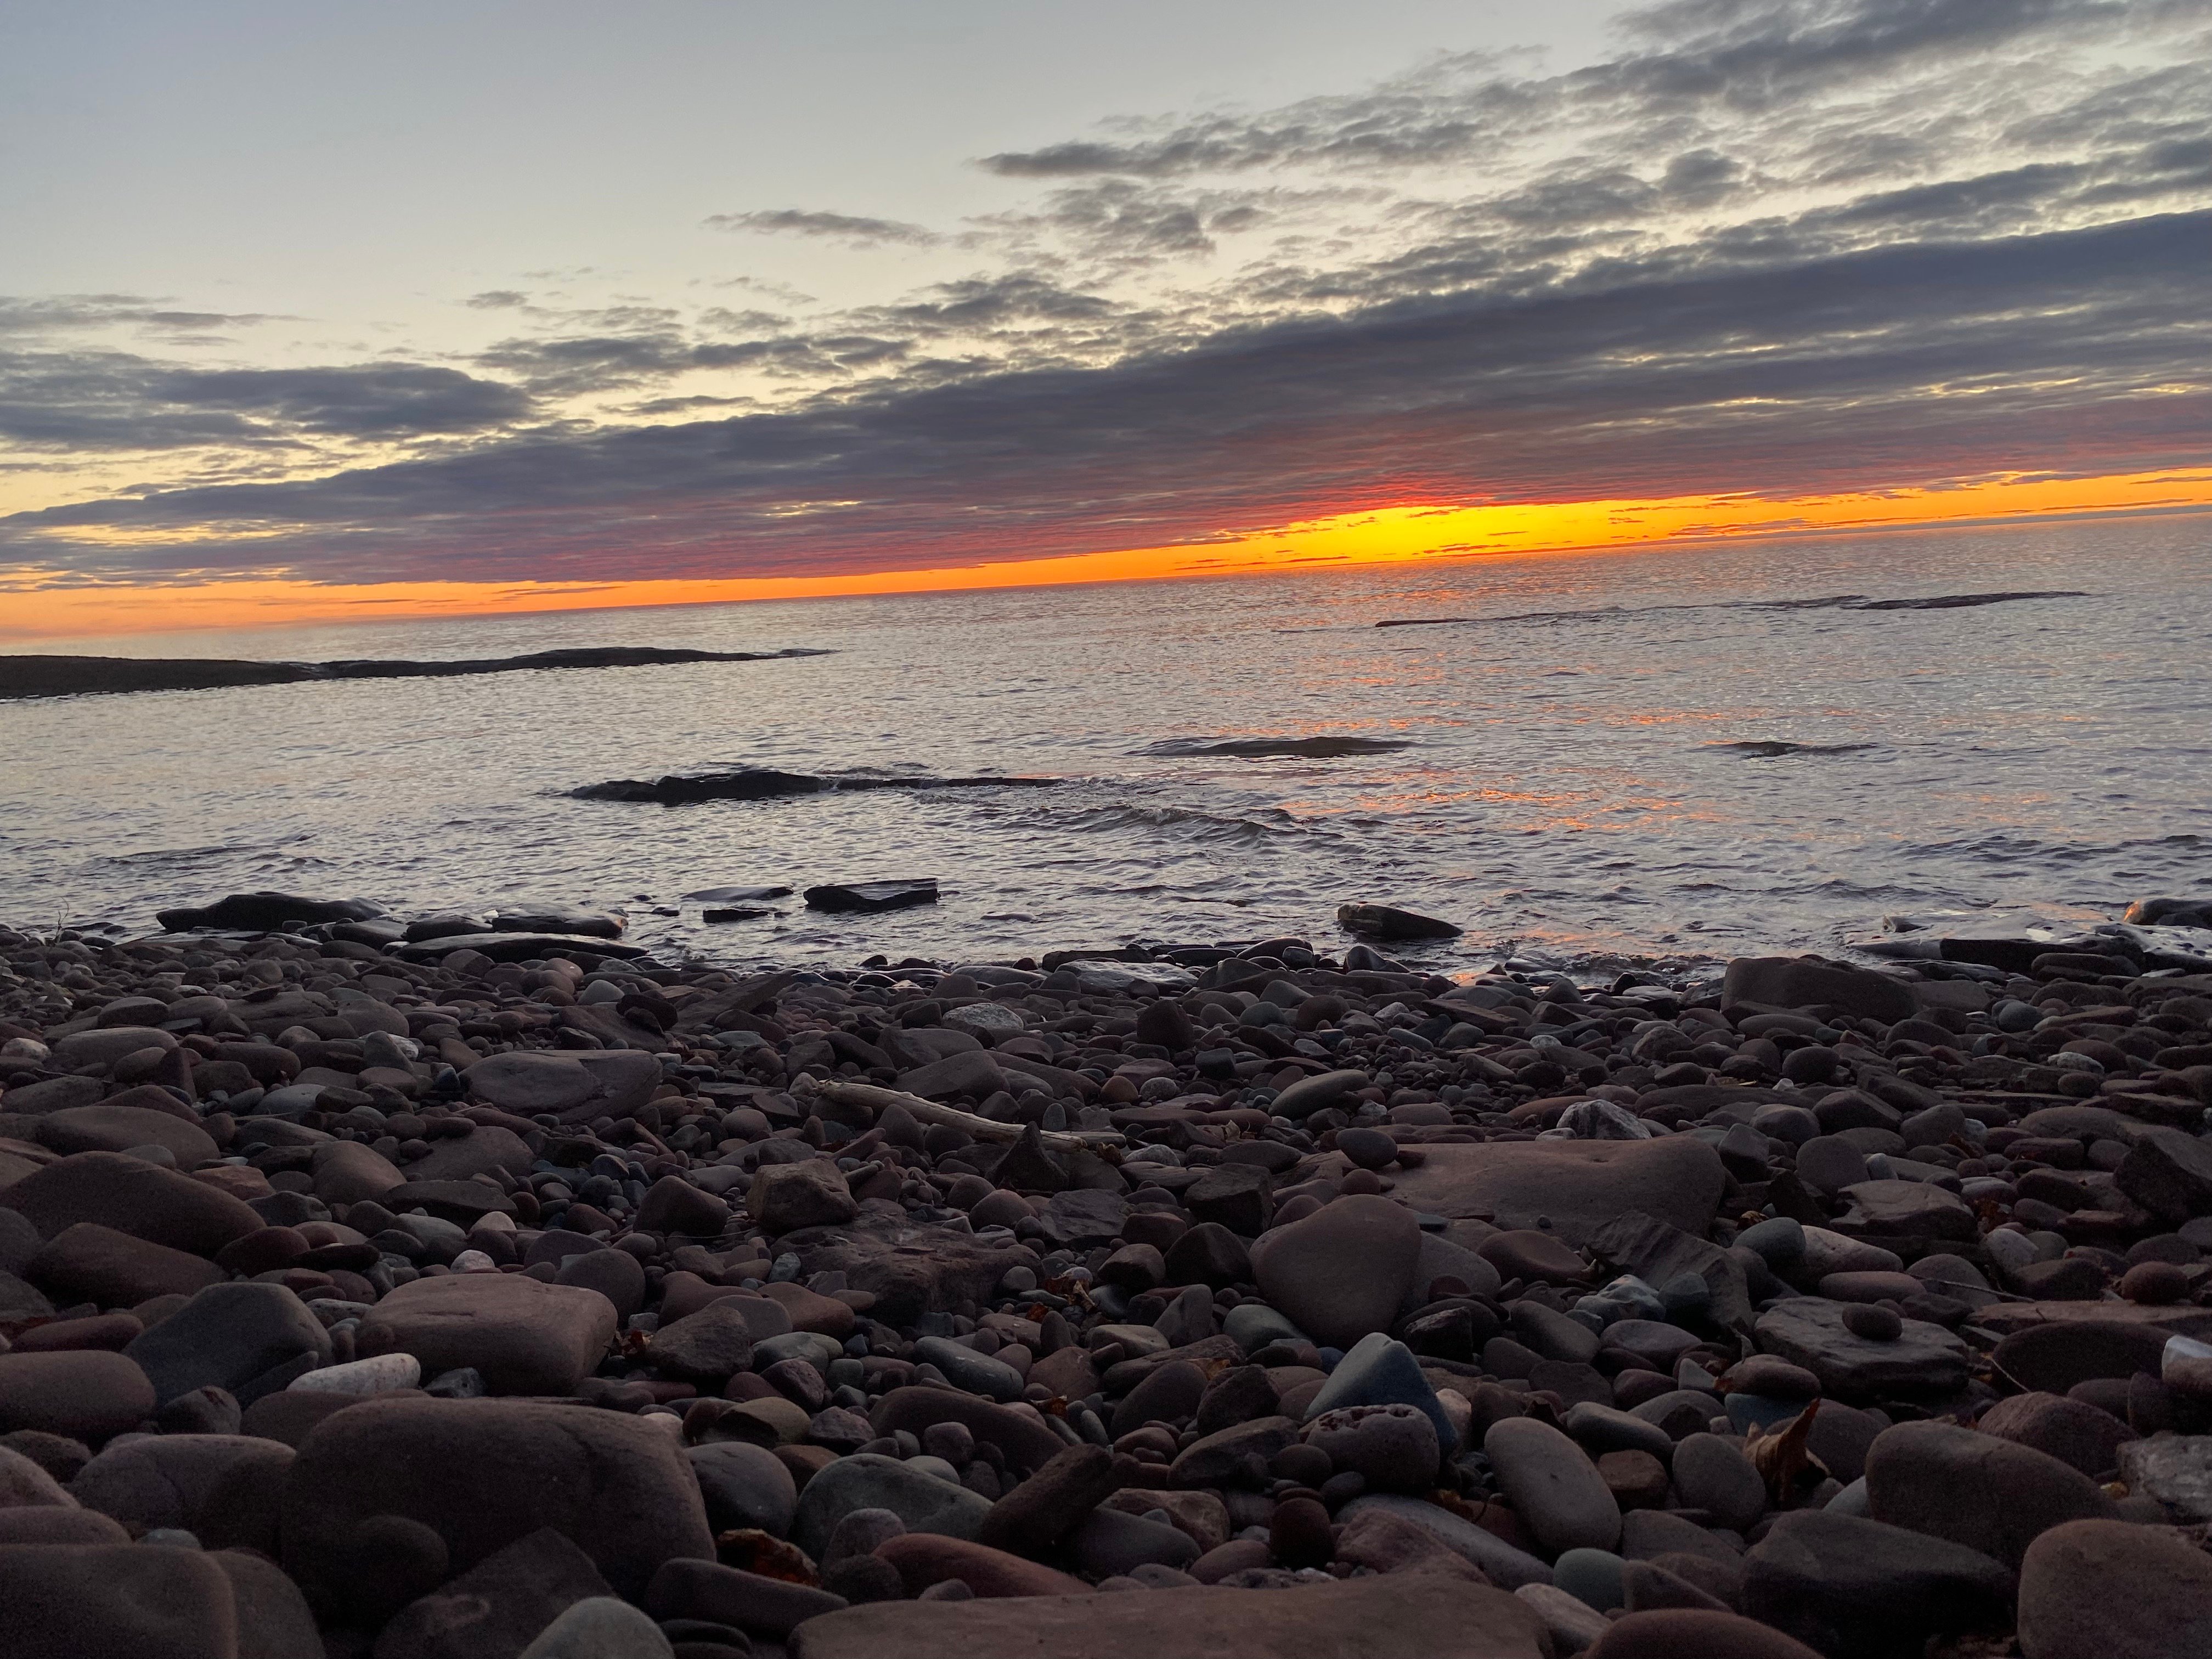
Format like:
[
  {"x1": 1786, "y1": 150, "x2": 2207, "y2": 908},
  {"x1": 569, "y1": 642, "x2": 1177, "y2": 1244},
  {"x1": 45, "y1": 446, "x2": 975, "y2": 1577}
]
[
  {"x1": 1742, "y1": 1510, "x2": 2013, "y2": 1658},
  {"x1": 0, "y1": 1153, "x2": 262, "y2": 1254},
  {"x1": 2017, "y1": 1518, "x2": 2212, "y2": 1659},
  {"x1": 32, "y1": 1103, "x2": 217, "y2": 1166},
  {"x1": 1251, "y1": 1195, "x2": 1421, "y2": 1350},
  {"x1": 786, "y1": 1573, "x2": 1549, "y2": 1658},
  {"x1": 0, "y1": 1541, "x2": 241, "y2": 1657},
  {"x1": 1864, "y1": 1420, "x2": 2115, "y2": 1568},
  {"x1": 356, "y1": 1274, "x2": 617, "y2": 1396},
  {"x1": 1388, "y1": 1137, "x2": 1726, "y2": 1244},
  {"x1": 282, "y1": 1397, "x2": 713, "y2": 1601}
]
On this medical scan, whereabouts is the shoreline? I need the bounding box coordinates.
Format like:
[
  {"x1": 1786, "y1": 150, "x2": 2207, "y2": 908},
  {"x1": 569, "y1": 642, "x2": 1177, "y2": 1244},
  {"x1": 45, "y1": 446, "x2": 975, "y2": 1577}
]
[{"x1": 2, "y1": 894, "x2": 2209, "y2": 1654}]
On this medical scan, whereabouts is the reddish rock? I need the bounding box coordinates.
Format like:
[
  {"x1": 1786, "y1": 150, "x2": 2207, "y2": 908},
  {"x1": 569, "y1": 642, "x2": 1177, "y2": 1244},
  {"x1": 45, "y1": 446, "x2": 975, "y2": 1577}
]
[
  {"x1": 25, "y1": 1222, "x2": 225, "y2": 1306},
  {"x1": 2017, "y1": 1517, "x2": 2212, "y2": 1659},
  {"x1": 1588, "y1": 1609, "x2": 1825, "y2": 1658},
  {"x1": 0, "y1": 1541, "x2": 240, "y2": 1657},
  {"x1": 0, "y1": 1350, "x2": 156, "y2": 1440},
  {"x1": 281, "y1": 1396, "x2": 713, "y2": 1601},
  {"x1": 356, "y1": 1272, "x2": 617, "y2": 1396},
  {"x1": 877, "y1": 1532, "x2": 1089, "y2": 1598},
  {"x1": 1251, "y1": 1195, "x2": 1423, "y2": 1348},
  {"x1": 0, "y1": 1152, "x2": 261, "y2": 1254},
  {"x1": 785, "y1": 1575, "x2": 1548, "y2": 1659}
]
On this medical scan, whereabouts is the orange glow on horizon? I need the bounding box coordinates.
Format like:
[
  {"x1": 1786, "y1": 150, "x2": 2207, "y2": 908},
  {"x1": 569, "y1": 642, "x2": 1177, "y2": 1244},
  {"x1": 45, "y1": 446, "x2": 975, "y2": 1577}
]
[{"x1": 4, "y1": 467, "x2": 2208, "y2": 643}]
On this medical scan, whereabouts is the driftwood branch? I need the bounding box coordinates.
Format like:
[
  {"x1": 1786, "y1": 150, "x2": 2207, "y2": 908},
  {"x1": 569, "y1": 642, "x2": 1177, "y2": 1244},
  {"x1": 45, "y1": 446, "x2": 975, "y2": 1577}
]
[{"x1": 811, "y1": 1079, "x2": 1124, "y2": 1152}]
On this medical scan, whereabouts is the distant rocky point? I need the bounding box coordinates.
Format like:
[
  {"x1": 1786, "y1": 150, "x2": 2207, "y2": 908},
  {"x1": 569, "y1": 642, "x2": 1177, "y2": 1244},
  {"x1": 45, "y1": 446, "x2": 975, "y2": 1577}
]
[{"x1": 0, "y1": 646, "x2": 832, "y2": 701}]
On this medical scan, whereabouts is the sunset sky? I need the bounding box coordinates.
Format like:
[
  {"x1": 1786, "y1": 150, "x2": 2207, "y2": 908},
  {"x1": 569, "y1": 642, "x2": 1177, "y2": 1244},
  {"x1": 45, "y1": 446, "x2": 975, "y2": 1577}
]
[{"x1": 3, "y1": 0, "x2": 2209, "y2": 640}]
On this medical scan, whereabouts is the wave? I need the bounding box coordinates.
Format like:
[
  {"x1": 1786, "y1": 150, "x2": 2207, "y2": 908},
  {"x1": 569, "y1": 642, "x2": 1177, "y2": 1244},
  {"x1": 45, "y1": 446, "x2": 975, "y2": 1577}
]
[
  {"x1": 1138, "y1": 735, "x2": 1415, "y2": 759},
  {"x1": 1703, "y1": 741, "x2": 1878, "y2": 758},
  {"x1": 1054, "y1": 802, "x2": 1309, "y2": 844}
]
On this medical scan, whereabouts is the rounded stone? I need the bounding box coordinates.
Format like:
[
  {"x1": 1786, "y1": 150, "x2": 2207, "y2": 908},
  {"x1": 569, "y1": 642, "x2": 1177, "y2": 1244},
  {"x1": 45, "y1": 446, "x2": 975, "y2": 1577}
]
[
  {"x1": 2017, "y1": 1517, "x2": 2212, "y2": 1659},
  {"x1": 0, "y1": 1350, "x2": 156, "y2": 1440},
  {"x1": 1864, "y1": 1420, "x2": 2116, "y2": 1571},
  {"x1": 1555, "y1": 1545, "x2": 1627, "y2": 1611},
  {"x1": 1669, "y1": 1435, "x2": 1765, "y2": 1532},
  {"x1": 1268, "y1": 1494, "x2": 1335, "y2": 1568},
  {"x1": 1588, "y1": 1608, "x2": 1826, "y2": 1658},
  {"x1": 1304, "y1": 1403, "x2": 1440, "y2": 1493},
  {"x1": 1251, "y1": 1195, "x2": 1423, "y2": 1351},
  {"x1": 687, "y1": 1440, "x2": 799, "y2": 1538},
  {"x1": 1485, "y1": 1416, "x2": 1621, "y2": 1554}
]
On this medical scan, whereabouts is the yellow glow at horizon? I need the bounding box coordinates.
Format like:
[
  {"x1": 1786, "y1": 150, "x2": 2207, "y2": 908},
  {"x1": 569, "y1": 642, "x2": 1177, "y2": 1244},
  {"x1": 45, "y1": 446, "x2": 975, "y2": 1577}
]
[{"x1": 4, "y1": 467, "x2": 2208, "y2": 641}]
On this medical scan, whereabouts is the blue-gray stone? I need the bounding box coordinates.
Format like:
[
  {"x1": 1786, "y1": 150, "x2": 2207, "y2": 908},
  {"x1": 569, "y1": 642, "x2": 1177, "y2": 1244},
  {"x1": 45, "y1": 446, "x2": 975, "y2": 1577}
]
[
  {"x1": 1726, "y1": 1392, "x2": 1806, "y2": 1434},
  {"x1": 1224, "y1": 1302, "x2": 1307, "y2": 1353},
  {"x1": 1660, "y1": 1273, "x2": 1712, "y2": 1321},
  {"x1": 791, "y1": 1454, "x2": 991, "y2": 1558},
  {"x1": 1825, "y1": 1476, "x2": 1870, "y2": 1516},
  {"x1": 910, "y1": 1336, "x2": 1024, "y2": 1403},
  {"x1": 1304, "y1": 1333, "x2": 1455, "y2": 1451},
  {"x1": 1736, "y1": 1217, "x2": 1806, "y2": 1273},
  {"x1": 122, "y1": 1282, "x2": 331, "y2": 1407},
  {"x1": 1554, "y1": 1547, "x2": 1627, "y2": 1611}
]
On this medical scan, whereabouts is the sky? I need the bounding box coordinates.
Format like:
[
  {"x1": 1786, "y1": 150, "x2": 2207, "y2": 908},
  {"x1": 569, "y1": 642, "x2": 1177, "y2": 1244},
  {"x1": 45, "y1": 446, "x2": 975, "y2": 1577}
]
[{"x1": 2, "y1": 0, "x2": 2209, "y2": 639}]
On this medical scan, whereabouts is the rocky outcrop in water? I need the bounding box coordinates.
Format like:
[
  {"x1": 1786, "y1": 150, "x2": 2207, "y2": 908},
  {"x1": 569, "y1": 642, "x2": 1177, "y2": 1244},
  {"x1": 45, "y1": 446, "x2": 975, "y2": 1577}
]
[
  {"x1": 574, "y1": 771, "x2": 1060, "y2": 804},
  {"x1": 0, "y1": 647, "x2": 831, "y2": 702},
  {"x1": 2, "y1": 910, "x2": 2210, "y2": 1656}
]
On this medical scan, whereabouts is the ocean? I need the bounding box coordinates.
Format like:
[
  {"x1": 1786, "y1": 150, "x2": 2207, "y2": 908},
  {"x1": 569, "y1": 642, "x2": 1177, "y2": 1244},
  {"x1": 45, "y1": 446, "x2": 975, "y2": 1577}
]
[{"x1": 3, "y1": 513, "x2": 2206, "y2": 974}]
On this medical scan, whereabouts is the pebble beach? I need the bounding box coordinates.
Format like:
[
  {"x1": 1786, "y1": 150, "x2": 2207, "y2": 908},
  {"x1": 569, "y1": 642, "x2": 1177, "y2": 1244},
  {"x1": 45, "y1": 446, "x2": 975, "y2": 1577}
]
[{"x1": 4, "y1": 887, "x2": 2212, "y2": 1658}]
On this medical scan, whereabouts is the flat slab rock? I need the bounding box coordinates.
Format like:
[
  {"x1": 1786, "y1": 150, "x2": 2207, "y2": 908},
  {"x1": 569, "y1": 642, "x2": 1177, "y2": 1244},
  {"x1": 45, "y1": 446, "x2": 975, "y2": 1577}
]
[
  {"x1": 788, "y1": 1574, "x2": 1549, "y2": 1659},
  {"x1": 1973, "y1": 1300, "x2": 2212, "y2": 1341},
  {"x1": 1753, "y1": 1296, "x2": 1970, "y2": 1398},
  {"x1": 1386, "y1": 1135, "x2": 1726, "y2": 1243}
]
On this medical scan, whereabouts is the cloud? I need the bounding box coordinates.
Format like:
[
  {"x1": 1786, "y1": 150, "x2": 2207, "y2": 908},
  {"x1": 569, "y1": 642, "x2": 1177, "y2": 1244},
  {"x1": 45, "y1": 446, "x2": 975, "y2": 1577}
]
[
  {"x1": 7, "y1": 207, "x2": 2204, "y2": 585},
  {"x1": 467, "y1": 290, "x2": 529, "y2": 309},
  {"x1": 705, "y1": 208, "x2": 941, "y2": 246},
  {"x1": 0, "y1": 296, "x2": 274, "y2": 335},
  {"x1": 4, "y1": 0, "x2": 2208, "y2": 592},
  {"x1": 0, "y1": 357, "x2": 532, "y2": 452}
]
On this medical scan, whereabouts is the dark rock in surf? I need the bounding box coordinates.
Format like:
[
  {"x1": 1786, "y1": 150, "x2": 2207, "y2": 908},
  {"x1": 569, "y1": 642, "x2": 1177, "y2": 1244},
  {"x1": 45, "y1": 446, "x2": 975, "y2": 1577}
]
[
  {"x1": 484, "y1": 904, "x2": 626, "y2": 939},
  {"x1": 804, "y1": 881, "x2": 940, "y2": 914},
  {"x1": 1139, "y1": 736, "x2": 1413, "y2": 759},
  {"x1": 572, "y1": 769, "x2": 1058, "y2": 804},
  {"x1": 1337, "y1": 902, "x2": 1462, "y2": 941},
  {"x1": 390, "y1": 932, "x2": 651, "y2": 963},
  {"x1": 156, "y1": 892, "x2": 388, "y2": 933}
]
